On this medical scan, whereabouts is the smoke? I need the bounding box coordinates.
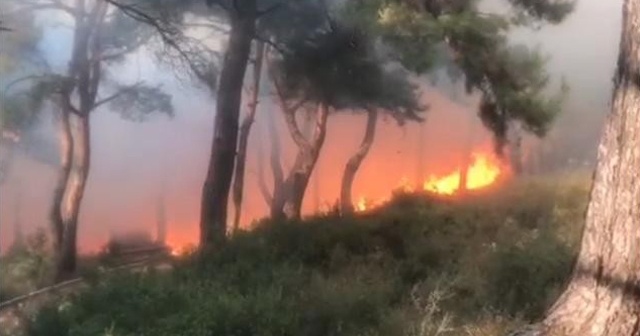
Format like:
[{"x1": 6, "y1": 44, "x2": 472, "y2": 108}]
[{"x1": 0, "y1": 0, "x2": 623, "y2": 252}]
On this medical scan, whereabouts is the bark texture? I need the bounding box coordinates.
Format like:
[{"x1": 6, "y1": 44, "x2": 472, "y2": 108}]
[
  {"x1": 57, "y1": 115, "x2": 91, "y2": 278},
  {"x1": 523, "y1": 1, "x2": 640, "y2": 335},
  {"x1": 200, "y1": 2, "x2": 256, "y2": 249},
  {"x1": 50, "y1": 0, "x2": 107, "y2": 280},
  {"x1": 340, "y1": 109, "x2": 378, "y2": 214},
  {"x1": 232, "y1": 41, "x2": 265, "y2": 232},
  {"x1": 50, "y1": 106, "x2": 73, "y2": 260},
  {"x1": 280, "y1": 104, "x2": 329, "y2": 219}
]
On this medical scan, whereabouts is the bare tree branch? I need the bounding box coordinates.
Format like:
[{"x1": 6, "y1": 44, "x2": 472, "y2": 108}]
[
  {"x1": 104, "y1": 0, "x2": 214, "y2": 84},
  {"x1": 100, "y1": 31, "x2": 154, "y2": 62}
]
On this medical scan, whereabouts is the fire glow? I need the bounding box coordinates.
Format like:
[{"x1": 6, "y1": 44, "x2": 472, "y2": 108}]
[
  {"x1": 106, "y1": 147, "x2": 507, "y2": 256},
  {"x1": 355, "y1": 151, "x2": 508, "y2": 212},
  {"x1": 423, "y1": 153, "x2": 504, "y2": 195}
]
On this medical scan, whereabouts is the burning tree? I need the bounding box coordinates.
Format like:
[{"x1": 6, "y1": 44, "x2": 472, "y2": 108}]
[{"x1": 108, "y1": 0, "x2": 573, "y2": 247}]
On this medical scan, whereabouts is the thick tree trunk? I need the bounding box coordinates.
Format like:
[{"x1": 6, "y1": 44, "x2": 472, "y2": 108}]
[
  {"x1": 271, "y1": 111, "x2": 315, "y2": 218},
  {"x1": 525, "y1": 2, "x2": 640, "y2": 335},
  {"x1": 200, "y1": 2, "x2": 256, "y2": 249},
  {"x1": 340, "y1": 109, "x2": 378, "y2": 214},
  {"x1": 50, "y1": 107, "x2": 73, "y2": 258},
  {"x1": 56, "y1": 115, "x2": 90, "y2": 280},
  {"x1": 232, "y1": 41, "x2": 265, "y2": 232},
  {"x1": 280, "y1": 104, "x2": 329, "y2": 219},
  {"x1": 49, "y1": 0, "x2": 107, "y2": 280}
]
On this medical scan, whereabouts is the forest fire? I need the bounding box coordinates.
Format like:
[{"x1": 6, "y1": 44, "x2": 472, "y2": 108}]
[
  {"x1": 354, "y1": 151, "x2": 508, "y2": 212},
  {"x1": 423, "y1": 153, "x2": 505, "y2": 195}
]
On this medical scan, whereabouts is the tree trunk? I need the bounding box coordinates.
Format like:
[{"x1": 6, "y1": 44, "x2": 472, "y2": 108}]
[
  {"x1": 281, "y1": 104, "x2": 329, "y2": 219},
  {"x1": 48, "y1": 0, "x2": 107, "y2": 280},
  {"x1": 262, "y1": 104, "x2": 285, "y2": 216},
  {"x1": 50, "y1": 107, "x2": 73, "y2": 259},
  {"x1": 340, "y1": 109, "x2": 378, "y2": 214},
  {"x1": 508, "y1": 123, "x2": 524, "y2": 176},
  {"x1": 0, "y1": 131, "x2": 18, "y2": 186},
  {"x1": 200, "y1": 2, "x2": 256, "y2": 250},
  {"x1": 231, "y1": 41, "x2": 265, "y2": 232},
  {"x1": 156, "y1": 193, "x2": 166, "y2": 244},
  {"x1": 256, "y1": 124, "x2": 273, "y2": 207},
  {"x1": 528, "y1": 1, "x2": 640, "y2": 335},
  {"x1": 12, "y1": 186, "x2": 24, "y2": 248},
  {"x1": 56, "y1": 114, "x2": 90, "y2": 280},
  {"x1": 0, "y1": 148, "x2": 10, "y2": 186},
  {"x1": 416, "y1": 119, "x2": 425, "y2": 189}
]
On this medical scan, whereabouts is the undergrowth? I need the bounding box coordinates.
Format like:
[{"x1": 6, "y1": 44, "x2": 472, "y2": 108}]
[{"x1": 25, "y1": 175, "x2": 590, "y2": 336}]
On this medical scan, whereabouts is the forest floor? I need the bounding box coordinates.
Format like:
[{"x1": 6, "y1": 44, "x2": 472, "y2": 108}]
[{"x1": 5, "y1": 172, "x2": 591, "y2": 336}]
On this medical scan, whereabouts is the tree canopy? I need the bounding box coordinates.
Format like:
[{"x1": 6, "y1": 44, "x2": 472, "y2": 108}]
[{"x1": 342, "y1": 0, "x2": 572, "y2": 150}]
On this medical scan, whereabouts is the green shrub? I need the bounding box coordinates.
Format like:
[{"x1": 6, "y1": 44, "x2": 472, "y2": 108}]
[
  {"x1": 27, "y1": 175, "x2": 588, "y2": 336},
  {"x1": 1, "y1": 228, "x2": 53, "y2": 302},
  {"x1": 482, "y1": 231, "x2": 574, "y2": 319}
]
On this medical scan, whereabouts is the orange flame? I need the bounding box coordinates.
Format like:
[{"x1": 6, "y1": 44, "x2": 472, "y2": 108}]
[
  {"x1": 424, "y1": 153, "x2": 504, "y2": 195},
  {"x1": 354, "y1": 151, "x2": 507, "y2": 212},
  {"x1": 356, "y1": 197, "x2": 368, "y2": 212}
]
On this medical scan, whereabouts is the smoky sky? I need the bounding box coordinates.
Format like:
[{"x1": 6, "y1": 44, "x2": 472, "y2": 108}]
[{"x1": 0, "y1": 0, "x2": 624, "y2": 252}]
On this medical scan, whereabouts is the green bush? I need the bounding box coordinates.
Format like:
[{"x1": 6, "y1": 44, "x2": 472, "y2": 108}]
[
  {"x1": 27, "y1": 175, "x2": 589, "y2": 336},
  {"x1": 1, "y1": 228, "x2": 53, "y2": 302}
]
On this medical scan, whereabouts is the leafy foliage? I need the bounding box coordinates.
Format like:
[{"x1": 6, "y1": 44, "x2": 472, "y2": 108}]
[
  {"x1": 507, "y1": 0, "x2": 575, "y2": 26},
  {"x1": 1, "y1": 75, "x2": 65, "y2": 135},
  {"x1": 107, "y1": 84, "x2": 174, "y2": 121},
  {"x1": 98, "y1": 9, "x2": 156, "y2": 64},
  {"x1": 269, "y1": 1, "x2": 425, "y2": 121},
  {"x1": 1, "y1": 229, "x2": 53, "y2": 302},
  {"x1": 108, "y1": 0, "x2": 222, "y2": 89},
  {"x1": 343, "y1": 0, "x2": 573, "y2": 151}
]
